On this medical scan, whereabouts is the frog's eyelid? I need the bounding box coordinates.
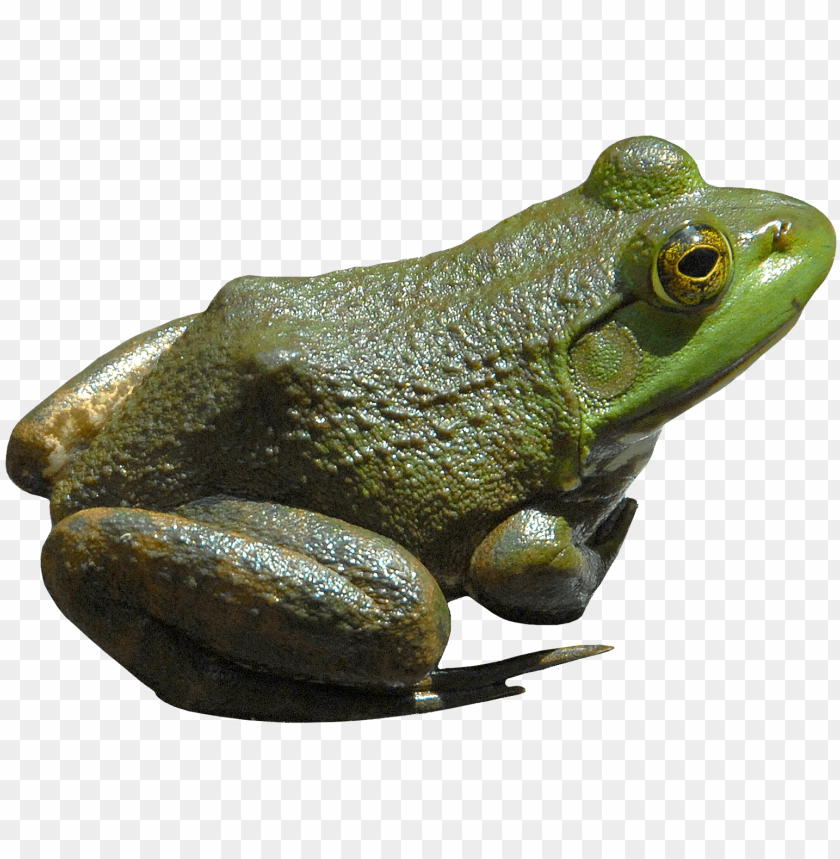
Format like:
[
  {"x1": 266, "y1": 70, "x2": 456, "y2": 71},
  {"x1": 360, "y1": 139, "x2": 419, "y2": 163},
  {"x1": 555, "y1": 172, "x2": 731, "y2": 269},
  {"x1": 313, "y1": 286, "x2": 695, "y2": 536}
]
[
  {"x1": 651, "y1": 273, "x2": 687, "y2": 307},
  {"x1": 636, "y1": 211, "x2": 731, "y2": 248}
]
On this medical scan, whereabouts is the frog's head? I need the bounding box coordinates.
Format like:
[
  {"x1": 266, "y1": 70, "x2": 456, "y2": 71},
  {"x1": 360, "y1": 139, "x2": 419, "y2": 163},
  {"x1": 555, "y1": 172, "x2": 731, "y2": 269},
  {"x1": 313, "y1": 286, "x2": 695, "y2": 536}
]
[{"x1": 568, "y1": 136, "x2": 835, "y2": 474}]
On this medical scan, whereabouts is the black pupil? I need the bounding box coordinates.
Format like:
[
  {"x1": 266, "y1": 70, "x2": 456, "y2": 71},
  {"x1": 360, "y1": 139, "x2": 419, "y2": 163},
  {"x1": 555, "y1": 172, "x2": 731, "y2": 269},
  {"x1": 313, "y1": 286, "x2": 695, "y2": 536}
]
[{"x1": 678, "y1": 246, "x2": 719, "y2": 278}]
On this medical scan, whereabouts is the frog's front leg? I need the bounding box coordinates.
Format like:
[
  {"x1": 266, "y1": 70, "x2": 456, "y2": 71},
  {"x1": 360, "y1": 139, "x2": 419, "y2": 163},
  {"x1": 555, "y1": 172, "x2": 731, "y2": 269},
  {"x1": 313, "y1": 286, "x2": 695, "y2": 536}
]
[
  {"x1": 41, "y1": 498, "x2": 608, "y2": 720},
  {"x1": 465, "y1": 499, "x2": 638, "y2": 624}
]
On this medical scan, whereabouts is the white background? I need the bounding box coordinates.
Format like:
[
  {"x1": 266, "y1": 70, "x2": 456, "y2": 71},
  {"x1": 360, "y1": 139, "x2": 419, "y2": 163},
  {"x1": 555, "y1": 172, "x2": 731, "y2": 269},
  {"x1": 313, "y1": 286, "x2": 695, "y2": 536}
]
[{"x1": 2, "y1": 2, "x2": 838, "y2": 857}]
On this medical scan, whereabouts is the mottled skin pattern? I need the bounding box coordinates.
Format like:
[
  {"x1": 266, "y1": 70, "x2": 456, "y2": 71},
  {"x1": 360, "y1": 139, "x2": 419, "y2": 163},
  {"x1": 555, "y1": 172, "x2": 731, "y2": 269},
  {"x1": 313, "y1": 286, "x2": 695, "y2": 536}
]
[
  {"x1": 47, "y1": 201, "x2": 614, "y2": 592},
  {"x1": 7, "y1": 137, "x2": 835, "y2": 720}
]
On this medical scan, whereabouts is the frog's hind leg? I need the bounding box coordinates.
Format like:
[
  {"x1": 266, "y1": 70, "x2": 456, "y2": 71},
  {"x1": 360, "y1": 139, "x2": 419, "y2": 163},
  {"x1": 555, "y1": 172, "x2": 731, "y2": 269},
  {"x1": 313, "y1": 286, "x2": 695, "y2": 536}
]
[
  {"x1": 41, "y1": 498, "x2": 611, "y2": 721},
  {"x1": 7, "y1": 315, "x2": 196, "y2": 498},
  {"x1": 42, "y1": 498, "x2": 450, "y2": 720}
]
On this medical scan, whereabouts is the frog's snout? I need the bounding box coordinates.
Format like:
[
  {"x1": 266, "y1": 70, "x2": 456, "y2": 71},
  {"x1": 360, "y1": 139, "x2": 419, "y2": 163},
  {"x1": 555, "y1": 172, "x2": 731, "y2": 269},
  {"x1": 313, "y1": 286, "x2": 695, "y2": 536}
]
[
  {"x1": 788, "y1": 201, "x2": 835, "y2": 260},
  {"x1": 747, "y1": 199, "x2": 835, "y2": 310},
  {"x1": 790, "y1": 202, "x2": 836, "y2": 300}
]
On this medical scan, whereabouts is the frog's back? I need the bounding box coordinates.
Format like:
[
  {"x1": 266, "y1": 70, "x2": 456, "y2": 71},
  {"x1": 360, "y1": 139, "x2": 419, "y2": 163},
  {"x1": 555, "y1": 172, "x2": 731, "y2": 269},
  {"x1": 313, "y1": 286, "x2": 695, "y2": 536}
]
[
  {"x1": 210, "y1": 186, "x2": 616, "y2": 343},
  {"x1": 48, "y1": 202, "x2": 609, "y2": 568}
]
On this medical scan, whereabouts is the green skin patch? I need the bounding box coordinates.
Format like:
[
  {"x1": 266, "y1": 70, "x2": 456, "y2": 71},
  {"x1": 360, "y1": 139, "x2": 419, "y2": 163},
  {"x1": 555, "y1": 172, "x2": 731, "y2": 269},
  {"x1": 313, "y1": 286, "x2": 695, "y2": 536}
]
[{"x1": 6, "y1": 136, "x2": 835, "y2": 720}]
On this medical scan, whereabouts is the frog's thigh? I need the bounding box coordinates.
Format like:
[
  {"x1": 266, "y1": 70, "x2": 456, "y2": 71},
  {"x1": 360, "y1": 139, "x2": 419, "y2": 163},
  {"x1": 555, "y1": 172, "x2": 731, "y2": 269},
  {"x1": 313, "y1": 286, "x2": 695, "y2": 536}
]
[
  {"x1": 42, "y1": 500, "x2": 451, "y2": 694},
  {"x1": 465, "y1": 500, "x2": 637, "y2": 625},
  {"x1": 7, "y1": 315, "x2": 196, "y2": 498}
]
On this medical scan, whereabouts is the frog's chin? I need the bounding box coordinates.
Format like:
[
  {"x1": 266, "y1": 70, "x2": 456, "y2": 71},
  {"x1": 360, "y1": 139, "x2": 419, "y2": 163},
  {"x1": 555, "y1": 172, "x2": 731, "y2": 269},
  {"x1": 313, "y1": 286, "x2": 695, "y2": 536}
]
[{"x1": 612, "y1": 311, "x2": 800, "y2": 438}]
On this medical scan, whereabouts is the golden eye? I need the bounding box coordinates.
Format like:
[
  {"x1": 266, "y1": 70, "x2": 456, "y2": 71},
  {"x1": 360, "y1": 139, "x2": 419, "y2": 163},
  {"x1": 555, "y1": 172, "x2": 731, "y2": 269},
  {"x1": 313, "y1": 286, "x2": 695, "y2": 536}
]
[{"x1": 652, "y1": 223, "x2": 732, "y2": 307}]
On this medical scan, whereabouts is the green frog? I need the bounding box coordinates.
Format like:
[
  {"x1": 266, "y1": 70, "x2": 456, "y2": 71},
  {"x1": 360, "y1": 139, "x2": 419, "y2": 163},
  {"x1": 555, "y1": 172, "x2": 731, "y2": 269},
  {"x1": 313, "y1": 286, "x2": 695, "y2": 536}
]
[{"x1": 7, "y1": 137, "x2": 835, "y2": 721}]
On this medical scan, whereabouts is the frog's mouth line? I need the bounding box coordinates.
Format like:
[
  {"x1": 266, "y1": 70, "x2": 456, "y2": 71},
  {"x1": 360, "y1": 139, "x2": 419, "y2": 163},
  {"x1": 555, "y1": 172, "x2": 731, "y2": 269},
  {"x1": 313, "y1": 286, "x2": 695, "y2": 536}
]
[{"x1": 607, "y1": 309, "x2": 801, "y2": 437}]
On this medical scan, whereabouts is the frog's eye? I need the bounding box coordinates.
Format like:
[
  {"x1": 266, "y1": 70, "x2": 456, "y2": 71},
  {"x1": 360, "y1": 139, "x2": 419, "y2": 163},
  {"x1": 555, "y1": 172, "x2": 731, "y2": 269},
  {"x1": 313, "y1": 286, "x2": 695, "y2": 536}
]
[{"x1": 652, "y1": 223, "x2": 732, "y2": 307}]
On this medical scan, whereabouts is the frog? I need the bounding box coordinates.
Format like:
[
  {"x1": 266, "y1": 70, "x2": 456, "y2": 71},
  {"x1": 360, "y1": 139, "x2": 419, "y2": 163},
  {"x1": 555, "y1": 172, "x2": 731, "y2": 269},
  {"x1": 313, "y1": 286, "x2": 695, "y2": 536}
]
[{"x1": 7, "y1": 137, "x2": 835, "y2": 721}]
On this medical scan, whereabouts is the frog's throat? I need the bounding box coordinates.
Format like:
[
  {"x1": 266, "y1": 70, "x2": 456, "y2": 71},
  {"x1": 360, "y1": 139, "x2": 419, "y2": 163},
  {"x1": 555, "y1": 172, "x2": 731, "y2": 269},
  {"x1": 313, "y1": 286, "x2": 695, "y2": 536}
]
[{"x1": 607, "y1": 310, "x2": 799, "y2": 437}]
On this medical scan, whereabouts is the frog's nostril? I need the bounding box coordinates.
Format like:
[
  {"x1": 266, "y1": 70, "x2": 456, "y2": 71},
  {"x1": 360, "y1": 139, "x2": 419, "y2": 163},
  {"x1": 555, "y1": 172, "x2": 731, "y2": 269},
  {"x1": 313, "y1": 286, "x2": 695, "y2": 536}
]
[{"x1": 772, "y1": 219, "x2": 793, "y2": 250}]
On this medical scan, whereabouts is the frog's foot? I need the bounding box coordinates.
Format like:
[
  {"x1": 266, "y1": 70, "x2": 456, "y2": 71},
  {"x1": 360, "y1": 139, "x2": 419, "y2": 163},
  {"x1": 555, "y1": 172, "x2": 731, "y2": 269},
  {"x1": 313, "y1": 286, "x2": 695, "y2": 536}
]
[
  {"x1": 67, "y1": 610, "x2": 609, "y2": 720},
  {"x1": 409, "y1": 643, "x2": 613, "y2": 717},
  {"x1": 144, "y1": 638, "x2": 611, "y2": 722}
]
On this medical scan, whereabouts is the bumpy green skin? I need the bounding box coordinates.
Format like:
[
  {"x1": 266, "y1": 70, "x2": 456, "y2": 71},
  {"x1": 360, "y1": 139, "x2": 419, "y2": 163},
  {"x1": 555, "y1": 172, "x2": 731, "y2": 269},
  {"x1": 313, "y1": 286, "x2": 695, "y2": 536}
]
[{"x1": 7, "y1": 137, "x2": 835, "y2": 720}]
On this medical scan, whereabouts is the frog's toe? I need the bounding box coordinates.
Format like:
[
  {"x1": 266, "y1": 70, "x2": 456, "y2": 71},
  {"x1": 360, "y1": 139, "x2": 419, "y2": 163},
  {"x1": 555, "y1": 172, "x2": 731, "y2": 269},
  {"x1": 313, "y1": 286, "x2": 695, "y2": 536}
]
[{"x1": 422, "y1": 642, "x2": 613, "y2": 705}]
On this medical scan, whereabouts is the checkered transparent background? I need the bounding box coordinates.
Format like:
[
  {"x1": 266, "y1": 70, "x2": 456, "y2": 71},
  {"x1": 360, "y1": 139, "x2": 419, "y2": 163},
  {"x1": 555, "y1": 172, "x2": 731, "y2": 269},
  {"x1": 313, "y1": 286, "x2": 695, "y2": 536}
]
[{"x1": 2, "y1": 2, "x2": 838, "y2": 857}]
